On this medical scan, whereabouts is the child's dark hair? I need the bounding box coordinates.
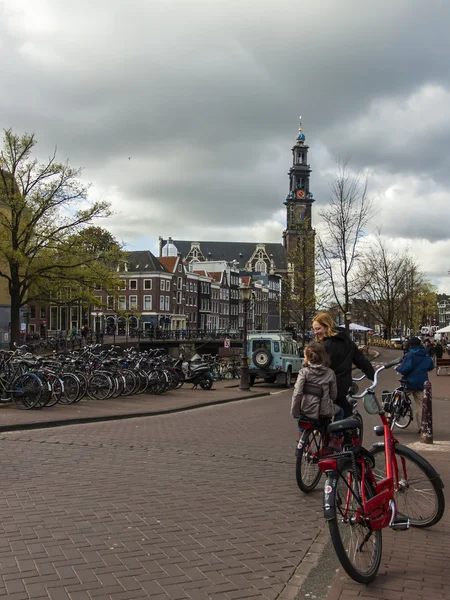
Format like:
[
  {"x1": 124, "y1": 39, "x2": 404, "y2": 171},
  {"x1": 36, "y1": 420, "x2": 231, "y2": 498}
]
[{"x1": 303, "y1": 342, "x2": 330, "y2": 367}]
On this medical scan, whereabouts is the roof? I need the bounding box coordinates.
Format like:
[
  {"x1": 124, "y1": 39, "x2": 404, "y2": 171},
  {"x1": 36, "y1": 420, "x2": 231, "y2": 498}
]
[
  {"x1": 162, "y1": 240, "x2": 287, "y2": 271},
  {"x1": 158, "y1": 256, "x2": 178, "y2": 272},
  {"x1": 209, "y1": 272, "x2": 223, "y2": 283},
  {"x1": 126, "y1": 250, "x2": 168, "y2": 273},
  {"x1": 192, "y1": 269, "x2": 209, "y2": 278}
]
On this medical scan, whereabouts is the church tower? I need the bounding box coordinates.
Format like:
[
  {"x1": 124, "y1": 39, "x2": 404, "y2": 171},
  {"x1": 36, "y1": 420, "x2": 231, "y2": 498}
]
[
  {"x1": 283, "y1": 118, "x2": 315, "y2": 254},
  {"x1": 281, "y1": 119, "x2": 316, "y2": 332}
]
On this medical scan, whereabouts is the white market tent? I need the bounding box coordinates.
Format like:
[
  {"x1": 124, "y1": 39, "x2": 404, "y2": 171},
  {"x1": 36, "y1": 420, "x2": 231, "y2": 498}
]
[
  {"x1": 338, "y1": 323, "x2": 373, "y2": 332},
  {"x1": 435, "y1": 325, "x2": 450, "y2": 333}
]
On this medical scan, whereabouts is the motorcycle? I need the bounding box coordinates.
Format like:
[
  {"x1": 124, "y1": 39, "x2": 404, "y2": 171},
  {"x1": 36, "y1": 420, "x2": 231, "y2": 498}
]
[{"x1": 175, "y1": 353, "x2": 213, "y2": 390}]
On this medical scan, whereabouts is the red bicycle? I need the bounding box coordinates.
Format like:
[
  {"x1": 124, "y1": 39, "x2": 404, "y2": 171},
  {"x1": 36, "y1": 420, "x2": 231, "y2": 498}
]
[{"x1": 318, "y1": 358, "x2": 445, "y2": 583}]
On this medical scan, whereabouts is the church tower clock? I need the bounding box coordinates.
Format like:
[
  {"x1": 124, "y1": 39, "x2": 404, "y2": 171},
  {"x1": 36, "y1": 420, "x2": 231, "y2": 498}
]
[{"x1": 283, "y1": 117, "x2": 315, "y2": 254}]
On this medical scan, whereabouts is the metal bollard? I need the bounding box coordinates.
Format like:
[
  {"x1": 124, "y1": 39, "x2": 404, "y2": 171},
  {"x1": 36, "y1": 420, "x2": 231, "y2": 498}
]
[{"x1": 421, "y1": 380, "x2": 433, "y2": 444}]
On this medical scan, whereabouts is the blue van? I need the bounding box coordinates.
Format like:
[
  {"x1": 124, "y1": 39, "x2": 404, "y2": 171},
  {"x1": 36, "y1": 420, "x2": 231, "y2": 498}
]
[{"x1": 248, "y1": 331, "x2": 303, "y2": 387}]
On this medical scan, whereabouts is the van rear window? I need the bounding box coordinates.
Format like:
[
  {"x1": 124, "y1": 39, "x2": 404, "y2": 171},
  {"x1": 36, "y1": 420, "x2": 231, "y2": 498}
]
[{"x1": 273, "y1": 342, "x2": 280, "y2": 352}]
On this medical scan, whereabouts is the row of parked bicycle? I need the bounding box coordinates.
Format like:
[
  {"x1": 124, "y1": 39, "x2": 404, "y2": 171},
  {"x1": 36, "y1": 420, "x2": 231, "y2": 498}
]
[{"x1": 0, "y1": 345, "x2": 240, "y2": 410}]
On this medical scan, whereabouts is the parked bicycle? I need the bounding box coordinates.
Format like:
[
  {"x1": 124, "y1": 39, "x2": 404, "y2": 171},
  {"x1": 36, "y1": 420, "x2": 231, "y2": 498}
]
[
  {"x1": 317, "y1": 358, "x2": 445, "y2": 583},
  {"x1": 382, "y1": 379, "x2": 412, "y2": 430}
]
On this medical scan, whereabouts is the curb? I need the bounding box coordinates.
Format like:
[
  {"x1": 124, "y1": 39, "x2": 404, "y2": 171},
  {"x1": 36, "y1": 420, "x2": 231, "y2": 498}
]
[
  {"x1": 0, "y1": 390, "x2": 272, "y2": 434},
  {"x1": 278, "y1": 524, "x2": 332, "y2": 600}
]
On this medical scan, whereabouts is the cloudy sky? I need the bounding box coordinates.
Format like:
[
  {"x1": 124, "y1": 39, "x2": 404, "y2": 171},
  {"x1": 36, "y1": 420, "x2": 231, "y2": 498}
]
[{"x1": 2, "y1": 0, "x2": 450, "y2": 291}]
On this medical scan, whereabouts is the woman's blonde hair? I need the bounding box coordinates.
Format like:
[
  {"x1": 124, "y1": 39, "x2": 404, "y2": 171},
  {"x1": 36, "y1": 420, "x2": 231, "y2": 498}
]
[
  {"x1": 312, "y1": 312, "x2": 337, "y2": 339},
  {"x1": 303, "y1": 342, "x2": 330, "y2": 367}
]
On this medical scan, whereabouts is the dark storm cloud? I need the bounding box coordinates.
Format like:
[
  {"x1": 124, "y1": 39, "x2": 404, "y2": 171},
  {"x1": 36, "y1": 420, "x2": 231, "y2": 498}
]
[{"x1": 2, "y1": 0, "x2": 450, "y2": 287}]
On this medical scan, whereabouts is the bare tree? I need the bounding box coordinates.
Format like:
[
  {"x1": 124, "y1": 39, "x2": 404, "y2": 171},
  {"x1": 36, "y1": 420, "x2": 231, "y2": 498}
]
[
  {"x1": 359, "y1": 235, "x2": 421, "y2": 339},
  {"x1": 316, "y1": 161, "x2": 375, "y2": 333}
]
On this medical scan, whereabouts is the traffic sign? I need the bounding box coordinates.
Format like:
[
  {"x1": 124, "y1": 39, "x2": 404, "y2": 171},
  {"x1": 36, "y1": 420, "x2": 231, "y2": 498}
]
[{"x1": 224, "y1": 337, "x2": 231, "y2": 348}]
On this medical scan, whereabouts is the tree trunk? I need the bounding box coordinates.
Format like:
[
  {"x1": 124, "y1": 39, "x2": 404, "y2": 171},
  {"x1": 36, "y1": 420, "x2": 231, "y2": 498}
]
[{"x1": 9, "y1": 286, "x2": 21, "y2": 349}]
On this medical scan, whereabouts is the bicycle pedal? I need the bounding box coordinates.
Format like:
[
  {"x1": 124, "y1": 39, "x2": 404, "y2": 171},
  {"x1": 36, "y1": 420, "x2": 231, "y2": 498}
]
[{"x1": 390, "y1": 519, "x2": 410, "y2": 531}]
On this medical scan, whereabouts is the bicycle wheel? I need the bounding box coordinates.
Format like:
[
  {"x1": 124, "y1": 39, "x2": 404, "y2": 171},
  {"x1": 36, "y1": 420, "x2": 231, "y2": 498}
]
[
  {"x1": 87, "y1": 372, "x2": 112, "y2": 400},
  {"x1": 295, "y1": 428, "x2": 323, "y2": 493},
  {"x1": 121, "y1": 369, "x2": 137, "y2": 396},
  {"x1": 44, "y1": 375, "x2": 63, "y2": 407},
  {"x1": 388, "y1": 392, "x2": 411, "y2": 430},
  {"x1": 327, "y1": 462, "x2": 382, "y2": 584},
  {"x1": 10, "y1": 373, "x2": 43, "y2": 410},
  {"x1": 394, "y1": 394, "x2": 412, "y2": 429},
  {"x1": 60, "y1": 373, "x2": 81, "y2": 404},
  {"x1": 371, "y1": 443, "x2": 445, "y2": 528}
]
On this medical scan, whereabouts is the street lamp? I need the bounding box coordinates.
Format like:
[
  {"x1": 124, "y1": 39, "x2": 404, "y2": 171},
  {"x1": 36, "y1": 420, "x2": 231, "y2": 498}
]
[
  {"x1": 363, "y1": 310, "x2": 367, "y2": 345},
  {"x1": 239, "y1": 283, "x2": 252, "y2": 391}
]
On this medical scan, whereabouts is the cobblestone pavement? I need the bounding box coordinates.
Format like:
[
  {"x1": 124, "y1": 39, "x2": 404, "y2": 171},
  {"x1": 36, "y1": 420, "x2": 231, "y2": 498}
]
[
  {"x1": 0, "y1": 348, "x2": 447, "y2": 600},
  {"x1": 0, "y1": 392, "x2": 326, "y2": 600}
]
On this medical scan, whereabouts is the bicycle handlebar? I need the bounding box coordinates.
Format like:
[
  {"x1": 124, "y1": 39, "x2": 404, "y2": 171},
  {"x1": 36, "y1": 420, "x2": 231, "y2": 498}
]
[{"x1": 350, "y1": 357, "x2": 402, "y2": 399}]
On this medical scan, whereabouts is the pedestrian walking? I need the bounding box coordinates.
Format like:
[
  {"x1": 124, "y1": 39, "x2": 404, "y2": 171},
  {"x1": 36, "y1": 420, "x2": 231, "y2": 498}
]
[
  {"x1": 312, "y1": 313, "x2": 375, "y2": 417},
  {"x1": 434, "y1": 341, "x2": 444, "y2": 359},
  {"x1": 396, "y1": 336, "x2": 434, "y2": 434}
]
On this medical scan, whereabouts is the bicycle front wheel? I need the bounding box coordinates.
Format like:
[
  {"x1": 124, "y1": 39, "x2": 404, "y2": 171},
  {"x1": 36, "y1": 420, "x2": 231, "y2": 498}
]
[
  {"x1": 327, "y1": 462, "x2": 382, "y2": 584},
  {"x1": 295, "y1": 428, "x2": 323, "y2": 493},
  {"x1": 10, "y1": 373, "x2": 43, "y2": 410},
  {"x1": 371, "y1": 443, "x2": 445, "y2": 528}
]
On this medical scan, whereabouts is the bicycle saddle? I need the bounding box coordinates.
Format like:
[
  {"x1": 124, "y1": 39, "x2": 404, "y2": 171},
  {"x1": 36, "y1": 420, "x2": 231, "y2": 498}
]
[{"x1": 328, "y1": 417, "x2": 361, "y2": 434}]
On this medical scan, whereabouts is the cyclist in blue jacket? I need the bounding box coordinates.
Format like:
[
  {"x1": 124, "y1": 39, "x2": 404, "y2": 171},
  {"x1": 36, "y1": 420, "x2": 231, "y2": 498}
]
[{"x1": 396, "y1": 336, "x2": 434, "y2": 433}]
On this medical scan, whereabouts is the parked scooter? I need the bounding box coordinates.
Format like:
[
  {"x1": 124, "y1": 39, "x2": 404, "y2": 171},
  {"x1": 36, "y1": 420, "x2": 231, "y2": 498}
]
[{"x1": 176, "y1": 352, "x2": 213, "y2": 390}]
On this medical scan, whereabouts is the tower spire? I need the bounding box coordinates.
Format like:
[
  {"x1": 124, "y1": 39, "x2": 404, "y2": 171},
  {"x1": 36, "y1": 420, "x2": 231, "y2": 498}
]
[{"x1": 282, "y1": 117, "x2": 314, "y2": 254}]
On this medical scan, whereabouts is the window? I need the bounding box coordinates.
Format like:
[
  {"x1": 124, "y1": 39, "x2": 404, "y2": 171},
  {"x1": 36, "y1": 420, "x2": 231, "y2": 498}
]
[
  {"x1": 255, "y1": 261, "x2": 267, "y2": 274},
  {"x1": 118, "y1": 296, "x2": 126, "y2": 310},
  {"x1": 94, "y1": 296, "x2": 102, "y2": 309},
  {"x1": 129, "y1": 296, "x2": 137, "y2": 310},
  {"x1": 177, "y1": 291, "x2": 182, "y2": 304},
  {"x1": 107, "y1": 296, "x2": 115, "y2": 310},
  {"x1": 166, "y1": 281, "x2": 170, "y2": 292},
  {"x1": 40, "y1": 308, "x2": 46, "y2": 319},
  {"x1": 160, "y1": 296, "x2": 165, "y2": 310},
  {"x1": 144, "y1": 279, "x2": 152, "y2": 290},
  {"x1": 165, "y1": 296, "x2": 170, "y2": 310},
  {"x1": 193, "y1": 283, "x2": 197, "y2": 292},
  {"x1": 119, "y1": 280, "x2": 126, "y2": 290},
  {"x1": 94, "y1": 283, "x2": 102, "y2": 291},
  {"x1": 177, "y1": 277, "x2": 182, "y2": 290},
  {"x1": 144, "y1": 295, "x2": 152, "y2": 310},
  {"x1": 129, "y1": 280, "x2": 137, "y2": 290},
  {"x1": 178, "y1": 264, "x2": 182, "y2": 272},
  {"x1": 30, "y1": 305, "x2": 36, "y2": 319},
  {"x1": 161, "y1": 279, "x2": 166, "y2": 291}
]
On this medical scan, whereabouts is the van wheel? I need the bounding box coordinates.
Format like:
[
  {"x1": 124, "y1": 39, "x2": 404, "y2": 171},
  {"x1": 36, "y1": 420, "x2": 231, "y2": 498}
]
[
  {"x1": 285, "y1": 368, "x2": 292, "y2": 388},
  {"x1": 264, "y1": 376, "x2": 277, "y2": 384},
  {"x1": 249, "y1": 375, "x2": 256, "y2": 386}
]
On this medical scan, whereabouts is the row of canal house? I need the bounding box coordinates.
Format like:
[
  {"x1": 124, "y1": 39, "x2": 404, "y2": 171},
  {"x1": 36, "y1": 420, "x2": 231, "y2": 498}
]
[{"x1": 25, "y1": 250, "x2": 282, "y2": 337}]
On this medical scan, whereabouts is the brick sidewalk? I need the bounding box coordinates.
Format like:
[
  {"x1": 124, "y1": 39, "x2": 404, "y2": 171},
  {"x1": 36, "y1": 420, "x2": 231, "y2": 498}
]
[
  {"x1": 325, "y1": 450, "x2": 450, "y2": 600},
  {"x1": 0, "y1": 381, "x2": 271, "y2": 432},
  {"x1": 0, "y1": 393, "x2": 326, "y2": 600}
]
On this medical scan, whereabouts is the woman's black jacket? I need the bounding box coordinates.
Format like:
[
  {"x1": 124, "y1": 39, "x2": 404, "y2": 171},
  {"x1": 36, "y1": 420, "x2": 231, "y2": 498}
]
[{"x1": 322, "y1": 329, "x2": 375, "y2": 408}]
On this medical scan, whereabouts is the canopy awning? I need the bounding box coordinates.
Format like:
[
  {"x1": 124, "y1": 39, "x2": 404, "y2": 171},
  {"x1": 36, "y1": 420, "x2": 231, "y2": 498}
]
[{"x1": 339, "y1": 323, "x2": 374, "y2": 332}]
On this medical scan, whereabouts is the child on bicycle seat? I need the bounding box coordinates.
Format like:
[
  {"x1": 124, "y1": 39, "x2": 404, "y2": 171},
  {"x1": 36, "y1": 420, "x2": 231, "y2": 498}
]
[{"x1": 291, "y1": 342, "x2": 344, "y2": 423}]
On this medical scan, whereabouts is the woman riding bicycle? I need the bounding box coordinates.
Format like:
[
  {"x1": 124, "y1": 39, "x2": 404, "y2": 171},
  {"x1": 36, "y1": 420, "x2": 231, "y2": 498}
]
[{"x1": 312, "y1": 313, "x2": 375, "y2": 418}]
